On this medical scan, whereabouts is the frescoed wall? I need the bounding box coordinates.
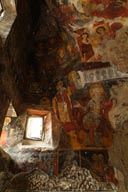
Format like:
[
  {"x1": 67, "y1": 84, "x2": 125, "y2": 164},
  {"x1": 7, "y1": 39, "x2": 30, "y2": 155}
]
[
  {"x1": 0, "y1": 0, "x2": 128, "y2": 191},
  {"x1": 52, "y1": 68, "x2": 128, "y2": 150},
  {"x1": 44, "y1": 0, "x2": 128, "y2": 75},
  {"x1": 0, "y1": 147, "x2": 118, "y2": 191}
]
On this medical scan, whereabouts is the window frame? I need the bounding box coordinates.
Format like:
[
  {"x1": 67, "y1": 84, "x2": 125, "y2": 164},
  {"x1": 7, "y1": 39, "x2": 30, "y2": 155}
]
[
  {"x1": 24, "y1": 115, "x2": 44, "y2": 141},
  {"x1": 23, "y1": 109, "x2": 49, "y2": 142}
]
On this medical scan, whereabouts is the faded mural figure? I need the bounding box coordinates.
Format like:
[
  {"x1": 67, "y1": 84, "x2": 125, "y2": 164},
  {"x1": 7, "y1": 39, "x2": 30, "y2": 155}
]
[
  {"x1": 56, "y1": 48, "x2": 68, "y2": 67},
  {"x1": 66, "y1": 43, "x2": 78, "y2": 59},
  {"x1": 108, "y1": 80, "x2": 128, "y2": 130},
  {"x1": 56, "y1": 42, "x2": 79, "y2": 69},
  {"x1": 52, "y1": 80, "x2": 73, "y2": 125},
  {"x1": 77, "y1": 32, "x2": 94, "y2": 62},
  {"x1": 92, "y1": 0, "x2": 128, "y2": 19},
  {"x1": 83, "y1": 84, "x2": 103, "y2": 146},
  {"x1": 100, "y1": 98, "x2": 114, "y2": 147},
  {"x1": 60, "y1": 151, "x2": 78, "y2": 171},
  {"x1": 91, "y1": 23, "x2": 111, "y2": 61},
  {"x1": 68, "y1": 70, "x2": 83, "y2": 91},
  {"x1": 86, "y1": 153, "x2": 107, "y2": 182},
  {"x1": 72, "y1": 100, "x2": 86, "y2": 148},
  {"x1": 107, "y1": 28, "x2": 128, "y2": 73},
  {"x1": 108, "y1": 98, "x2": 118, "y2": 130},
  {"x1": 49, "y1": 0, "x2": 128, "y2": 68},
  {"x1": 81, "y1": 151, "x2": 118, "y2": 185},
  {"x1": 52, "y1": 79, "x2": 84, "y2": 149},
  {"x1": 83, "y1": 83, "x2": 112, "y2": 147},
  {"x1": 108, "y1": 80, "x2": 128, "y2": 191}
]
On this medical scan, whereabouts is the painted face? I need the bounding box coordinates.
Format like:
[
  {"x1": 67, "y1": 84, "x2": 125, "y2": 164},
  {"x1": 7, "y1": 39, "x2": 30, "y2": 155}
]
[
  {"x1": 67, "y1": 44, "x2": 72, "y2": 52},
  {"x1": 58, "y1": 49, "x2": 64, "y2": 58},
  {"x1": 56, "y1": 80, "x2": 63, "y2": 91},
  {"x1": 80, "y1": 0, "x2": 90, "y2": 14},
  {"x1": 111, "y1": 98, "x2": 117, "y2": 106},
  {"x1": 81, "y1": 33, "x2": 89, "y2": 43},
  {"x1": 96, "y1": 26, "x2": 106, "y2": 35}
]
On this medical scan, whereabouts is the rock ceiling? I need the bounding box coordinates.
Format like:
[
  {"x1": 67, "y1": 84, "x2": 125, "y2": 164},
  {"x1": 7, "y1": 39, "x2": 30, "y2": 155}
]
[{"x1": 0, "y1": 0, "x2": 16, "y2": 42}]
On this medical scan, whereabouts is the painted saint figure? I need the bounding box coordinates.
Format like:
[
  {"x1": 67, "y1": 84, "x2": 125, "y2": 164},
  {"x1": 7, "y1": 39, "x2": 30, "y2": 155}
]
[
  {"x1": 52, "y1": 80, "x2": 73, "y2": 124},
  {"x1": 77, "y1": 32, "x2": 94, "y2": 62}
]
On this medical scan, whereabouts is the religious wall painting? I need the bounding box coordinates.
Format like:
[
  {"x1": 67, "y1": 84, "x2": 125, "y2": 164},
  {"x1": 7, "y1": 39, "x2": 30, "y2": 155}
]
[
  {"x1": 107, "y1": 79, "x2": 128, "y2": 130},
  {"x1": 49, "y1": 1, "x2": 77, "y2": 30},
  {"x1": 91, "y1": 0, "x2": 128, "y2": 19},
  {"x1": 76, "y1": 31, "x2": 95, "y2": 63},
  {"x1": 91, "y1": 21, "x2": 112, "y2": 62},
  {"x1": 45, "y1": 0, "x2": 128, "y2": 74},
  {"x1": 40, "y1": 152, "x2": 58, "y2": 176},
  {"x1": 52, "y1": 80, "x2": 73, "y2": 124},
  {"x1": 78, "y1": 83, "x2": 114, "y2": 148},
  {"x1": 58, "y1": 150, "x2": 80, "y2": 173},
  {"x1": 70, "y1": 0, "x2": 128, "y2": 19},
  {"x1": 56, "y1": 44, "x2": 80, "y2": 69},
  {"x1": 15, "y1": 150, "x2": 58, "y2": 176},
  {"x1": 73, "y1": 21, "x2": 125, "y2": 66},
  {"x1": 52, "y1": 0, "x2": 92, "y2": 29},
  {"x1": 55, "y1": 0, "x2": 128, "y2": 21},
  {"x1": 106, "y1": 27, "x2": 128, "y2": 73},
  {"x1": 2, "y1": 146, "x2": 119, "y2": 189},
  {"x1": 48, "y1": 0, "x2": 128, "y2": 72},
  {"x1": 52, "y1": 79, "x2": 85, "y2": 150},
  {"x1": 50, "y1": 0, "x2": 128, "y2": 149},
  {"x1": 81, "y1": 150, "x2": 118, "y2": 186},
  {"x1": 53, "y1": 28, "x2": 81, "y2": 71},
  {"x1": 52, "y1": 78, "x2": 119, "y2": 150}
]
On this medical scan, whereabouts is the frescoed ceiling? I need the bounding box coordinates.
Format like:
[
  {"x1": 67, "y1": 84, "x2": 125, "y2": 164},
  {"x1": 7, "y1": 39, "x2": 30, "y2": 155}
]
[
  {"x1": 1, "y1": 0, "x2": 128, "y2": 104},
  {"x1": 27, "y1": 0, "x2": 128, "y2": 99}
]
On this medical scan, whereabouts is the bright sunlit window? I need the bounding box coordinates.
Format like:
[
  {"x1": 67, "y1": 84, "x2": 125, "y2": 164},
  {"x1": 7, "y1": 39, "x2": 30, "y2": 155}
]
[
  {"x1": 25, "y1": 116, "x2": 44, "y2": 140},
  {"x1": 22, "y1": 108, "x2": 51, "y2": 146}
]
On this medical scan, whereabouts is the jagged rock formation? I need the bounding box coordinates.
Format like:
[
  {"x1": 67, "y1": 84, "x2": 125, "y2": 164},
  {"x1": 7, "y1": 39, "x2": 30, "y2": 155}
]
[{"x1": 5, "y1": 166, "x2": 117, "y2": 192}]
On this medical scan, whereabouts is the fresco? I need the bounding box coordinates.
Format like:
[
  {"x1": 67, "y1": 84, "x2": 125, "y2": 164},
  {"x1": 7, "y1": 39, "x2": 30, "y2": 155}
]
[
  {"x1": 108, "y1": 80, "x2": 128, "y2": 130},
  {"x1": 45, "y1": 0, "x2": 128, "y2": 73},
  {"x1": 108, "y1": 80, "x2": 128, "y2": 190},
  {"x1": 14, "y1": 150, "x2": 58, "y2": 176},
  {"x1": 48, "y1": 0, "x2": 128, "y2": 151},
  {"x1": 2, "y1": 150, "x2": 118, "y2": 191},
  {"x1": 0, "y1": 146, "x2": 118, "y2": 190},
  {"x1": 81, "y1": 150, "x2": 118, "y2": 185},
  {"x1": 58, "y1": 150, "x2": 80, "y2": 173},
  {"x1": 52, "y1": 69, "x2": 128, "y2": 150}
]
